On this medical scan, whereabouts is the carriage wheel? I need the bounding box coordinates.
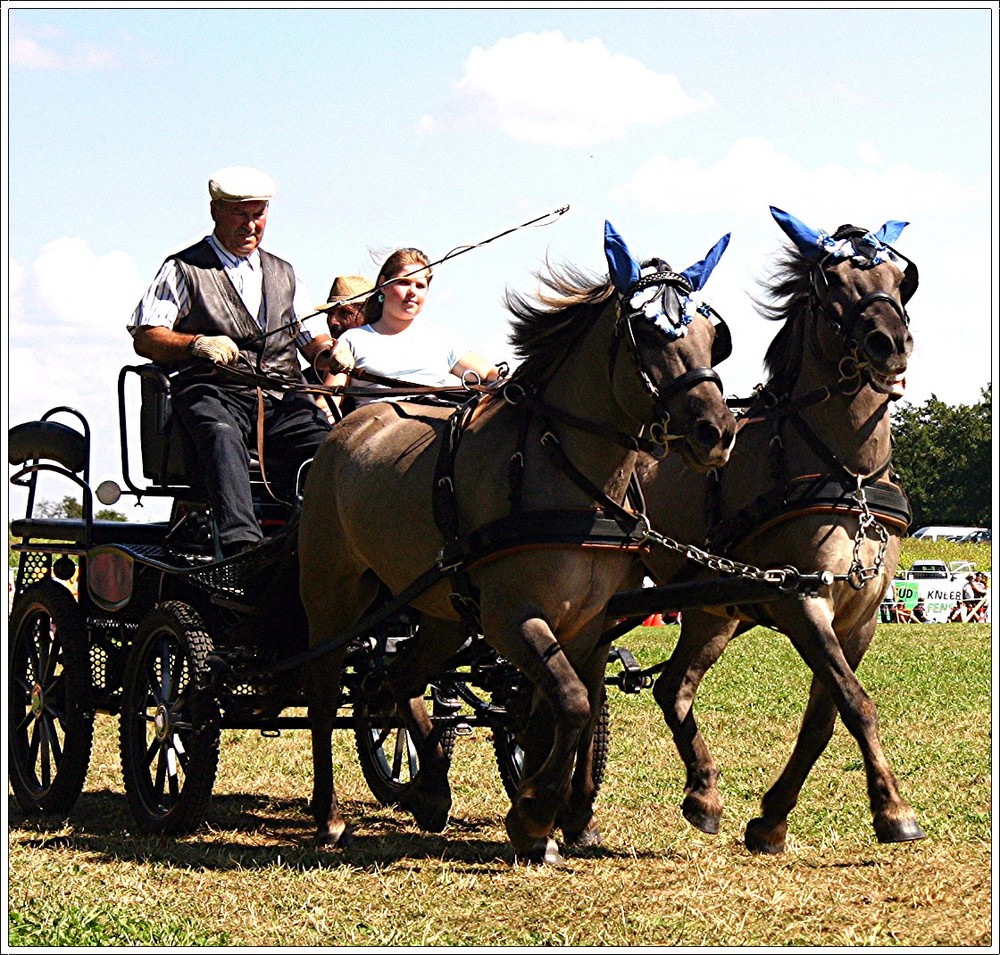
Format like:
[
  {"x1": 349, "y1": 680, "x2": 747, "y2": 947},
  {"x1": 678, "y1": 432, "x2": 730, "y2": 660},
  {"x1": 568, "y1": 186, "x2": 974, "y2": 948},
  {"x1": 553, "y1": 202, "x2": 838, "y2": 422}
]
[
  {"x1": 8, "y1": 579, "x2": 95, "y2": 815},
  {"x1": 119, "y1": 602, "x2": 220, "y2": 834},
  {"x1": 492, "y1": 681, "x2": 611, "y2": 802},
  {"x1": 353, "y1": 691, "x2": 457, "y2": 807}
]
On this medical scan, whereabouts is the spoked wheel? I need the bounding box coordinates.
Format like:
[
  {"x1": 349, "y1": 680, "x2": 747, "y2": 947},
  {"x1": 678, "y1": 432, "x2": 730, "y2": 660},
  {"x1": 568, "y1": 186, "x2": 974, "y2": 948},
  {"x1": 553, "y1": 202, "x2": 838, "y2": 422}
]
[
  {"x1": 119, "y1": 601, "x2": 220, "y2": 834},
  {"x1": 493, "y1": 679, "x2": 611, "y2": 802},
  {"x1": 8, "y1": 579, "x2": 94, "y2": 815},
  {"x1": 354, "y1": 689, "x2": 457, "y2": 807}
]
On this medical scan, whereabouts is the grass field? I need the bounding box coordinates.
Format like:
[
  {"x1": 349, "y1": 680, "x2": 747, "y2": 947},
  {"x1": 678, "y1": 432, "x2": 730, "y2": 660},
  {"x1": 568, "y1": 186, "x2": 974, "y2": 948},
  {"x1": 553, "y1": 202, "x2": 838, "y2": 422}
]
[{"x1": 7, "y1": 620, "x2": 992, "y2": 948}]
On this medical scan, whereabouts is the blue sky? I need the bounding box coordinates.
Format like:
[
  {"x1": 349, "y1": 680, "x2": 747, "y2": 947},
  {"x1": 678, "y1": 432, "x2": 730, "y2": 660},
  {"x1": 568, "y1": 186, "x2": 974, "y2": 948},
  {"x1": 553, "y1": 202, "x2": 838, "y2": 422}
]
[{"x1": 5, "y1": 3, "x2": 996, "y2": 519}]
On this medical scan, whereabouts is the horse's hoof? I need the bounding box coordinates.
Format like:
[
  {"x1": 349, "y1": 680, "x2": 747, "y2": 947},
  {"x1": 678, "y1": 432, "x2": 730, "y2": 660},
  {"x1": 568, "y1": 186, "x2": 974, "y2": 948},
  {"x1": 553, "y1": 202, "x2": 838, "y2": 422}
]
[
  {"x1": 400, "y1": 789, "x2": 451, "y2": 833},
  {"x1": 745, "y1": 817, "x2": 786, "y2": 855},
  {"x1": 563, "y1": 821, "x2": 603, "y2": 849},
  {"x1": 515, "y1": 837, "x2": 565, "y2": 866},
  {"x1": 682, "y1": 796, "x2": 722, "y2": 835},
  {"x1": 397, "y1": 778, "x2": 451, "y2": 832},
  {"x1": 874, "y1": 813, "x2": 927, "y2": 844},
  {"x1": 315, "y1": 821, "x2": 353, "y2": 849}
]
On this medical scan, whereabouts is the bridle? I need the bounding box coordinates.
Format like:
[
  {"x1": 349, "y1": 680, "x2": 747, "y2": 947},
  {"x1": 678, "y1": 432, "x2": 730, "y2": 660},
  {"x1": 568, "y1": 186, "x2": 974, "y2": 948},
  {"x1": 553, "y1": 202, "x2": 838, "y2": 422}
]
[
  {"x1": 611, "y1": 258, "x2": 731, "y2": 447},
  {"x1": 808, "y1": 227, "x2": 918, "y2": 376}
]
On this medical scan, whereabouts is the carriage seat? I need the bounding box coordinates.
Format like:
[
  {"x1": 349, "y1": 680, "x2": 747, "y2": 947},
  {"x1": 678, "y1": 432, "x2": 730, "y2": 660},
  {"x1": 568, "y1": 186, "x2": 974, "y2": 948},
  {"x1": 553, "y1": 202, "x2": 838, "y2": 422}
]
[
  {"x1": 137, "y1": 364, "x2": 197, "y2": 488},
  {"x1": 132, "y1": 364, "x2": 293, "y2": 528},
  {"x1": 8, "y1": 414, "x2": 168, "y2": 549},
  {"x1": 135, "y1": 364, "x2": 266, "y2": 491}
]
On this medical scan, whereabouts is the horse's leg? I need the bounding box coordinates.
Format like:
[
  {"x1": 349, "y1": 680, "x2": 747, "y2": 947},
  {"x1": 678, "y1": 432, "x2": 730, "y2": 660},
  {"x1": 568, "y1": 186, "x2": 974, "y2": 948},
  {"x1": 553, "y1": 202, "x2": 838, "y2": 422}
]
[
  {"x1": 305, "y1": 649, "x2": 351, "y2": 847},
  {"x1": 652, "y1": 610, "x2": 744, "y2": 835},
  {"x1": 385, "y1": 618, "x2": 468, "y2": 833},
  {"x1": 557, "y1": 645, "x2": 610, "y2": 849},
  {"x1": 746, "y1": 609, "x2": 925, "y2": 854},
  {"x1": 301, "y1": 555, "x2": 380, "y2": 847},
  {"x1": 499, "y1": 617, "x2": 593, "y2": 865}
]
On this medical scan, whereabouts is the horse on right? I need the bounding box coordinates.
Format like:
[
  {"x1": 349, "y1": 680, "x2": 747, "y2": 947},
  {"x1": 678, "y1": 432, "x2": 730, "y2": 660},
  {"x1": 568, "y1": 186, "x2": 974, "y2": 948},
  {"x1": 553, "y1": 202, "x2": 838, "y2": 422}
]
[{"x1": 638, "y1": 206, "x2": 925, "y2": 854}]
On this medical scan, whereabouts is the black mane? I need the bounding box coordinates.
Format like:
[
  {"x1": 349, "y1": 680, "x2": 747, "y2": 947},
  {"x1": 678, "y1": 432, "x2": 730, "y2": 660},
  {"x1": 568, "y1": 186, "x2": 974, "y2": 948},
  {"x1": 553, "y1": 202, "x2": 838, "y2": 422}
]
[
  {"x1": 505, "y1": 261, "x2": 617, "y2": 387},
  {"x1": 754, "y1": 247, "x2": 813, "y2": 396}
]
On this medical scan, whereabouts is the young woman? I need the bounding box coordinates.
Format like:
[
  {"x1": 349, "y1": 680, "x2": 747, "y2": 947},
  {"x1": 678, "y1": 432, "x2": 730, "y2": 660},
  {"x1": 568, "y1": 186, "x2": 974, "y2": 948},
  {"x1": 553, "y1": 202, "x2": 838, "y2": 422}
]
[{"x1": 329, "y1": 248, "x2": 499, "y2": 411}]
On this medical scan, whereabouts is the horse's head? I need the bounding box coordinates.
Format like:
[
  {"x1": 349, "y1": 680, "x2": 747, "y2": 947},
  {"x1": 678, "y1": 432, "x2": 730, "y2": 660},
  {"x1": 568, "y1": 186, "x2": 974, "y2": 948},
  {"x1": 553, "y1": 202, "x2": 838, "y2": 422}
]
[
  {"x1": 770, "y1": 206, "x2": 916, "y2": 398},
  {"x1": 605, "y1": 222, "x2": 736, "y2": 471}
]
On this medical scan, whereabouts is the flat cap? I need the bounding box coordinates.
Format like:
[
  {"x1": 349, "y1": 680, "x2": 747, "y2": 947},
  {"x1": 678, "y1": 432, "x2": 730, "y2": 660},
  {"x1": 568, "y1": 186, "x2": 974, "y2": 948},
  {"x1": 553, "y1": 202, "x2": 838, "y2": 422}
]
[{"x1": 208, "y1": 166, "x2": 276, "y2": 202}]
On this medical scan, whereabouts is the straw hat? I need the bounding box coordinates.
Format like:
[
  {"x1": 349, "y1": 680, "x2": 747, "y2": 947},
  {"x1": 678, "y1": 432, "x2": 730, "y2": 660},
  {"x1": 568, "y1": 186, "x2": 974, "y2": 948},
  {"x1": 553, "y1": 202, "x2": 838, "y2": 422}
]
[{"x1": 326, "y1": 275, "x2": 374, "y2": 305}]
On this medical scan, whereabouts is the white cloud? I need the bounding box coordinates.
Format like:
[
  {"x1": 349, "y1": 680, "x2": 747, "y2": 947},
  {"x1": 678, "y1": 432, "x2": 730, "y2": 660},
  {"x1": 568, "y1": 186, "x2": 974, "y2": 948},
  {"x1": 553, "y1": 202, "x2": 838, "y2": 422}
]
[
  {"x1": 7, "y1": 240, "x2": 147, "y2": 496},
  {"x1": 613, "y1": 136, "x2": 985, "y2": 220},
  {"x1": 8, "y1": 21, "x2": 151, "y2": 71},
  {"x1": 437, "y1": 31, "x2": 713, "y2": 147},
  {"x1": 25, "y1": 237, "x2": 144, "y2": 343}
]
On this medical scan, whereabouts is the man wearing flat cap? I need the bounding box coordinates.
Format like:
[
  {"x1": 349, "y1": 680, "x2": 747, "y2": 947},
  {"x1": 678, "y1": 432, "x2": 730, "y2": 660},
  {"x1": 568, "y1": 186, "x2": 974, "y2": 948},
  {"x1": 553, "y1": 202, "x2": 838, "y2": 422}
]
[{"x1": 129, "y1": 166, "x2": 338, "y2": 557}]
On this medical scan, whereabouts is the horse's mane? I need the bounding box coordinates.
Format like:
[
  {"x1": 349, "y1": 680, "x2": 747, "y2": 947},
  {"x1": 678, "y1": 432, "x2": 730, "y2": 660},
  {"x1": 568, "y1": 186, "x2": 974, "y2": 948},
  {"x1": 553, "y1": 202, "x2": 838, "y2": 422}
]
[
  {"x1": 752, "y1": 247, "x2": 813, "y2": 396},
  {"x1": 504, "y1": 260, "x2": 617, "y2": 387}
]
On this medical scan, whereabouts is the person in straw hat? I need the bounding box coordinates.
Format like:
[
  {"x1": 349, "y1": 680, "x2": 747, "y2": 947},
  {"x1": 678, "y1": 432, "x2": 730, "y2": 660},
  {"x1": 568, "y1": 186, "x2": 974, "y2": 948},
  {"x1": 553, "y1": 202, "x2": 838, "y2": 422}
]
[
  {"x1": 325, "y1": 275, "x2": 374, "y2": 338},
  {"x1": 128, "y1": 166, "x2": 339, "y2": 557},
  {"x1": 304, "y1": 274, "x2": 375, "y2": 422}
]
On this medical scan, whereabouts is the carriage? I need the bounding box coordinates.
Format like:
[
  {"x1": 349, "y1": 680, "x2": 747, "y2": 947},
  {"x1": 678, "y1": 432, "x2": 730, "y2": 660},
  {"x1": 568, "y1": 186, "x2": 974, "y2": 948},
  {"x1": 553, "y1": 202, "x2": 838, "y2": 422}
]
[
  {"x1": 7, "y1": 361, "x2": 615, "y2": 829},
  {"x1": 9, "y1": 211, "x2": 923, "y2": 860}
]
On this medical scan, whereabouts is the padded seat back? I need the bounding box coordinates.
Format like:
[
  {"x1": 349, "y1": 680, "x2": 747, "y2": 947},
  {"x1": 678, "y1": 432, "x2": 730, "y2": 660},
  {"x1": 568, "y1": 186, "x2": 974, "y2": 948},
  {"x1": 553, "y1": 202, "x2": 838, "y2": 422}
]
[{"x1": 138, "y1": 366, "x2": 194, "y2": 487}]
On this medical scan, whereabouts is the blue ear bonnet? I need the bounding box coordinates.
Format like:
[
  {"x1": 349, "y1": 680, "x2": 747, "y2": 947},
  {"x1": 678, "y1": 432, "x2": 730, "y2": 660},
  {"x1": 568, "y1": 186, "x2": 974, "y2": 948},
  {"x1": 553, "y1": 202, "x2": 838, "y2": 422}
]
[
  {"x1": 604, "y1": 220, "x2": 642, "y2": 292},
  {"x1": 604, "y1": 221, "x2": 729, "y2": 340},
  {"x1": 769, "y1": 205, "x2": 909, "y2": 268}
]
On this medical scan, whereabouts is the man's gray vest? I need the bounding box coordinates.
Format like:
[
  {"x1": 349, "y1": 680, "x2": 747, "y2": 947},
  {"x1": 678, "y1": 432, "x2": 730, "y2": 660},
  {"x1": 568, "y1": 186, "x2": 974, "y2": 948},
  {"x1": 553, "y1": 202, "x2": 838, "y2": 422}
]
[{"x1": 169, "y1": 238, "x2": 304, "y2": 398}]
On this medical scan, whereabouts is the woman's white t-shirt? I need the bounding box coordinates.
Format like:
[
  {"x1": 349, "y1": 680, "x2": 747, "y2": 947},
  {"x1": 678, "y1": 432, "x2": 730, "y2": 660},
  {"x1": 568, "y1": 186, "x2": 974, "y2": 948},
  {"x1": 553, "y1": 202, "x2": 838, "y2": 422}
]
[{"x1": 338, "y1": 323, "x2": 468, "y2": 407}]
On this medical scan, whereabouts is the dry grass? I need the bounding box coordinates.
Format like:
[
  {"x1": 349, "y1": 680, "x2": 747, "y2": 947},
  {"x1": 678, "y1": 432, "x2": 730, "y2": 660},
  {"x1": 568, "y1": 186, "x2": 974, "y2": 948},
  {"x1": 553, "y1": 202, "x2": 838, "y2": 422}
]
[{"x1": 7, "y1": 623, "x2": 992, "y2": 947}]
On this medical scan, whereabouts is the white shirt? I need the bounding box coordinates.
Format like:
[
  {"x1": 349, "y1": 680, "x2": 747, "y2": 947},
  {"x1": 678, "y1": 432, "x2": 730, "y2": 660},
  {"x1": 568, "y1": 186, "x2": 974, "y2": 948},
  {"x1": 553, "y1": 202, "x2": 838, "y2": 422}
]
[
  {"x1": 128, "y1": 233, "x2": 324, "y2": 347},
  {"x1": 338, "y1": 323, "x2": 468, "y2": 407}
]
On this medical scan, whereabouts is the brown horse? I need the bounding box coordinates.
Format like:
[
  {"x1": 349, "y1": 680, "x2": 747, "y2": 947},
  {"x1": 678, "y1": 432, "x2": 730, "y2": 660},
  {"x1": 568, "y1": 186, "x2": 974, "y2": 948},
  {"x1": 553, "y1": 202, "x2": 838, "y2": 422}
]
[
  {"x1": 637, "y1": 206, "x2": 925, "y2": 853},
  {"x1": 298, "y1": 223, "x2": 736, "y2": 862}
]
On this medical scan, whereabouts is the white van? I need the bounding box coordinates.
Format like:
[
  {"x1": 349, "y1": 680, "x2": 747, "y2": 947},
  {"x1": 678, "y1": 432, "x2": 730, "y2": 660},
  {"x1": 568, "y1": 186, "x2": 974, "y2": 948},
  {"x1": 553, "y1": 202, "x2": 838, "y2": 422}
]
[{"x1": 911, "y1": 526, "x2": 987, "y2": 542}]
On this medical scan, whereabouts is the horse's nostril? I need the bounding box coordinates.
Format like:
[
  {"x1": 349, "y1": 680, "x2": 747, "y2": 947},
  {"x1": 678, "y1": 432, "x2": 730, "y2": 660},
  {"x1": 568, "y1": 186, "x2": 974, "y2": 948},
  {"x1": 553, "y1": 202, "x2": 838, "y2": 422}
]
[
  {"x1": 863, "y1": 329, "x2": 895, "y2": 365},
  {"x1": 692, "y1": 420, "x2": 725, "y2": 450}
]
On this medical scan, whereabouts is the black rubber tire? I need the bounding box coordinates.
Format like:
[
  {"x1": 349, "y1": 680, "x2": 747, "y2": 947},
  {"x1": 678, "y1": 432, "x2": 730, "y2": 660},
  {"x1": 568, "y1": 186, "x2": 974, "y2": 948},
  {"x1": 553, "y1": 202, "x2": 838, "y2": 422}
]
[
  {"x1": 8, "y1": 580, "x2": 94, "y2": 815},
  {"x1": 119, "y1": 601, "x2": 220, "y2": 834},
  {"x1": 354, "y1": 691, "x2": 457, "y2": 807},
  {"x1": 493, "y1": 683, "x2": 611, "y2": 803}
]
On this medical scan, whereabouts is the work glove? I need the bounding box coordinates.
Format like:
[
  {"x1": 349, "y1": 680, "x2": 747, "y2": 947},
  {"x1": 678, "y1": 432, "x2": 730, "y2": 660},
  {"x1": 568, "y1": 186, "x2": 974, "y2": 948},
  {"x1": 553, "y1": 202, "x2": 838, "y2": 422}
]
[
  {"x1": 328, "y1": 340, "x2": 357, "y2": 374},
  {"x1": 190, "y1": 334, "x2": 240, "y2": 365}
]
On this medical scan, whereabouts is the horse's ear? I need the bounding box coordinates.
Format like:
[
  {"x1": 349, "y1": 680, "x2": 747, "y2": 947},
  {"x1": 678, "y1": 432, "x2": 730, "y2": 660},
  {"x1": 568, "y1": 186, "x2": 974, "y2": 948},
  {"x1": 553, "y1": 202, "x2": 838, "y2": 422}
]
[
  {"x1": 680, "y1": 233, "x2": 731, "y2": 291},
  {"x1": 604, "y1": 220, "x2": 641, "y2": 292},
  {"x1": 872, "y1": 220, "x2": 909, "y2": 246},
  {"x1": 770, "y1": 206, "x2": 827, "y2": 261}
]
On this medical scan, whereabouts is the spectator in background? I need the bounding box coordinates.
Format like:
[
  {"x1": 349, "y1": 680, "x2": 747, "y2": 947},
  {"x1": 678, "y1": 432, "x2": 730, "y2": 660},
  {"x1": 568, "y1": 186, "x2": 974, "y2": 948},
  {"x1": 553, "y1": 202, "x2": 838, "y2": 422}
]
[
  {"x1": 947, "y1": 599, "x2": 968, "y2": 623},
  {"x1": 970, "y1": 572, "x2": 989, "y2": 621},
  {"x1": 911, "y1": 598, "x2": 929, "y2": 623},
  {"x1": 324, "y1": 275, "x2": 374, "y2": 338}
]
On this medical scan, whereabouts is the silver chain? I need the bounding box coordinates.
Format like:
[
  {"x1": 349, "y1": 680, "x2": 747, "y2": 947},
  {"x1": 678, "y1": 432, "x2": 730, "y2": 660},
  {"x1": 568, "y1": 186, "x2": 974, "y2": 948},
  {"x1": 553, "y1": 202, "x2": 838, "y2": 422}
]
[
  {"x1": 641, "y1": 526, "x2": 798, "y2": 587},
  {"x1": 847, "y1": 481, "x2": 889, "y2": 589}
]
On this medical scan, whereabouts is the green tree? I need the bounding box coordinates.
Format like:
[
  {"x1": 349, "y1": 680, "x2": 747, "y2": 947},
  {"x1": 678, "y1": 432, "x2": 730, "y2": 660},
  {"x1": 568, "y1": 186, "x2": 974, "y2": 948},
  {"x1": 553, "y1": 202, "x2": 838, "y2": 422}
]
[
  {"x1": 31, "y1": 496, "x2": 127, "y2": 522},
  {"x1": 891, "y1": 384, "x2": 992, "y2": 529}
]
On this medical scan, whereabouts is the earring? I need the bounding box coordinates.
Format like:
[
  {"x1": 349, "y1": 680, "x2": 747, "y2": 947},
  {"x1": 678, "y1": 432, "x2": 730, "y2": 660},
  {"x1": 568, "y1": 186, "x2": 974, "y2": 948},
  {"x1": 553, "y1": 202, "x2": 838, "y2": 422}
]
[{"x1": 376, "y1": 292, "x2": 385, "y2": 303}]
